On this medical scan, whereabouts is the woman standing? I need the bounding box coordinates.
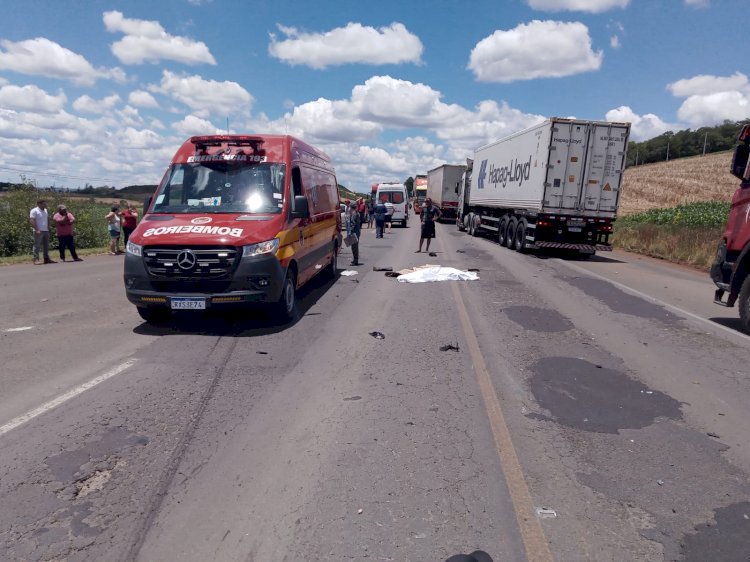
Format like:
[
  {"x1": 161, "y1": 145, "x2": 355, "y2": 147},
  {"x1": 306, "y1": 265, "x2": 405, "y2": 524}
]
[
  {"x1": 106, "y1": 205, "x2": 122, "y2": 255},
  {"x1": 121, "y1": 204, "x2": 138, "y2": 245}
]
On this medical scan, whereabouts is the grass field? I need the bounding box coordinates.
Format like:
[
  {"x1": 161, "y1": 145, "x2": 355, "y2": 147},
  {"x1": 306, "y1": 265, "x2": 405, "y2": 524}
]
[{"x1": 615, "y1": 152, "x2": 736, "y2": 269}]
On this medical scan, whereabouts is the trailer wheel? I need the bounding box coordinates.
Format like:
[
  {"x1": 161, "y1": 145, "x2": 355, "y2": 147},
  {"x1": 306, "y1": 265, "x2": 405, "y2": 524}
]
[
  {"x1": 471, "y1": 215, "x2": 481, "y2": 237},
  {"x1": 514, "y1": 220, "x2": 528, "y2": 252},
  {"x1": 505, "y1": 218, "x2": 517, "y2": 248},
  {"x1": 498, "y1": 217, "x2": 509, "y2": 245},
  {"x1": 739, "y1": 275, "x2": 750, "y2": 335},
  {"x1": 467, "y1": 214, "x2": 475, "y2": 236}
]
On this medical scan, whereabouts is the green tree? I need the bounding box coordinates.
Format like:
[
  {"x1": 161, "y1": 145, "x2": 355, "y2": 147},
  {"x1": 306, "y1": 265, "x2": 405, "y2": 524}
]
[{"x1": 404, "y1": 176, "x2": 414, "y2": 198}]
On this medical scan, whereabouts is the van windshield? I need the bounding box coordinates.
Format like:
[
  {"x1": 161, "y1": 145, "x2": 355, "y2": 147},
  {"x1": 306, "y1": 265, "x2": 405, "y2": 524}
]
[
  {"x1": 378, "y1": 191, "x2": 404, "y2": 204},
  {"x1": 151, "y1": 162, "x2": 286, "y2": 214}
]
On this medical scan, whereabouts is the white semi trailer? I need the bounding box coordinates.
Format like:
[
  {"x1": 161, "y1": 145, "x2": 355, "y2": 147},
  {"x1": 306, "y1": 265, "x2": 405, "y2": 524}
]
[{"x1": 458, "y1": 118, "x2": 630, "y2": 255}]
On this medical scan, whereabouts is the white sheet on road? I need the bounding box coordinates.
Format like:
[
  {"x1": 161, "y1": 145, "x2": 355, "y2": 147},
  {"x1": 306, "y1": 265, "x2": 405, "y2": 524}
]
[{"x1": 397, "y1": 266, "x2": 479, "y2": 283}]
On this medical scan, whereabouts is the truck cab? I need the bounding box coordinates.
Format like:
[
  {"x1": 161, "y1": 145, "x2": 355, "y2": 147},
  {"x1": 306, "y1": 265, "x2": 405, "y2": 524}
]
[{"x1": 711, "y1": 124, "x2": 750, "y2": 333}]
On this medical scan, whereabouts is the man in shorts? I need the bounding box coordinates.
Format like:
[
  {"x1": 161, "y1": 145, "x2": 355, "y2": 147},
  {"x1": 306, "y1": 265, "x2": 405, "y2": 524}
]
[{"x1": 416, "y1": 197, "x2": 441, "y2": 253}]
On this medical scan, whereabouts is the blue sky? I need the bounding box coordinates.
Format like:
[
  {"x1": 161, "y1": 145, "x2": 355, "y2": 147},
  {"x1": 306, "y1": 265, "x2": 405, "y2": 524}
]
[{"x1": 0, "y1": 0, "x2": 747, "y2": 191}]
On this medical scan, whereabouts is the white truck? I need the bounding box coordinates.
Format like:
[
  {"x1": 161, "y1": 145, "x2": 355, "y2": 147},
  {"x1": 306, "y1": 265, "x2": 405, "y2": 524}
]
[
  {"x1": 427, "y1": 164, "x2": 466, "y2": 221},
  {"x1": 458, "y1": 118, "x2": 630, "y2": 255}
]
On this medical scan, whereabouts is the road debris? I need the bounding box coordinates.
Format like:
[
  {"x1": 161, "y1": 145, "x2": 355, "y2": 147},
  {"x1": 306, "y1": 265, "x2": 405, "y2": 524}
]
[
  {"x1": 384, "y1": 271, "x2": 400, "y2": 277},
  {"x1": 707, "y1": 432, "x2": 721, "y2": 438},
  {"x1": 369, "y1": 331, "x2": 385, "y2": 339},
  {"x1": 456, "y1": 249, "x2": 466, "y2": 253},
  {"x1": 657, "y1": 479, "x2": 665, "y2": 486},
  {"x1": 440, "y1": 344, "x2": 460, "y2": 352},
  {"x1": 341, "y1": 270, "x2": 358, "y2": 276},
  {"x1": 357, "y1": 508, "x2": 363, "y2": 515},
  {"x1": 397, "y1": 266, "x2": 479, "y2": 283},
  {"x1": 372, "y1": 266, "x2": 393, "y2": 271},
  {"x1": 535, "y1": 507, "x2": 557, "y2": 519},
  {"x1": 428, "y1": 252, "x2": 437, "y2": 257}
]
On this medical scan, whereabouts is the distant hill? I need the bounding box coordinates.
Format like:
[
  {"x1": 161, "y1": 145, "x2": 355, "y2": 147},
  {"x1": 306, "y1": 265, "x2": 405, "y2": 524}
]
[{"x1": 620, "y1": 151, "x2": 737, "y2": 215}]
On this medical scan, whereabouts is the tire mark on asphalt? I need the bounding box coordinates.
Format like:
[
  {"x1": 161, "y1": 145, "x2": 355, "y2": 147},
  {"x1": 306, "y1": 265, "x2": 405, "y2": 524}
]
[{"x1": 123, "y1": 335, "x2": 239, "y2": 562}]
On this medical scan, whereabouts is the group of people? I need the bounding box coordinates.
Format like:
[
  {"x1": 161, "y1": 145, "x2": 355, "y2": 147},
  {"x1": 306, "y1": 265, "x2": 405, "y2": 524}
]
[
  {"x1": 344, "y1": 196, "x2": 442, "y2": 266},
  {"x1": 29, "y1": 199, "x2": 138, "y2": 264}
]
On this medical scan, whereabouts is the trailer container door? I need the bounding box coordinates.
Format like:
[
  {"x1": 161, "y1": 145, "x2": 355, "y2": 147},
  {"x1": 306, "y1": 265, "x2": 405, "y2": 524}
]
[
  {"x1": 546, "y1": 121, "x2": 589, "y2": 211},
  {"x1": 581, "y1": 124, "x2": 629, "y2": 212}
]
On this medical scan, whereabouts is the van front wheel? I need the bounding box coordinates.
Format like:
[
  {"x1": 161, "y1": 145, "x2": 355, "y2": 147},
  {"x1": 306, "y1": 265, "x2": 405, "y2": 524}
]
[{"x1": 270, "y1": 269, "x2": 297, "y2": 323}]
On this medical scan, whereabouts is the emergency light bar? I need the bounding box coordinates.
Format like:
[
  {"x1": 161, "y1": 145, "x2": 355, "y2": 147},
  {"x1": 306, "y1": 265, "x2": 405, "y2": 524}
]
[{"x1": 190, "y1": 135, "x2": 266, "y2": 149}]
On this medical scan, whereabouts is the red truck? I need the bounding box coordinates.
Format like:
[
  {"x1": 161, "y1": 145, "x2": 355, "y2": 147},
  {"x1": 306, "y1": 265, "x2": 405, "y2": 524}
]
[{"x1": 711, "y1": 123, "x2": 750, "y2": 333}]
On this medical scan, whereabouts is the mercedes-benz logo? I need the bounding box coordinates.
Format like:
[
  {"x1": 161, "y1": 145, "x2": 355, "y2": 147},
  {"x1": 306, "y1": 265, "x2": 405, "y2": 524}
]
[{"x1": 177, "y1": 250, "x2": 197, "y2": 270}]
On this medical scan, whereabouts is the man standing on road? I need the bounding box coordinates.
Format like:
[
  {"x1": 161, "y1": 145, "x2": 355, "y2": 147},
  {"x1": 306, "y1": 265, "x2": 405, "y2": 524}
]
[
  {"x1": 52, "y1": 204, "x2": 82, "y2": 262},
  {"x1": 29, "y1": 199, "x2": 56, "y2": 265},
  {"x1": 346, "y1": 201, "x2": 362, "y2": 266},
  {"x1": 384, "y1": 198, "x2": 395, "y2": 233},
  {"x1": 373, "y1": 199, "x2": 387, "y2": 238},
  {"x1": 416, "y1": 197, "x2": 442, "y2": 253}
]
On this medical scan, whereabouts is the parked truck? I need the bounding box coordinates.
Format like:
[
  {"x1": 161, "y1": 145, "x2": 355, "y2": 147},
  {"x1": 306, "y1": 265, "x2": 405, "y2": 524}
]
[
  {"x1": 710, "y1": 123, "x2": 750, "y2": 334},
  {"x1": 427, "y1": 164, "x2": 466, "y2": 220},
  {"x1": 413, "y1": 174, "x2": 428, "y2": 215},
  {"x1": 457, "y1": 118, "x2": 630, "y2": 256}
]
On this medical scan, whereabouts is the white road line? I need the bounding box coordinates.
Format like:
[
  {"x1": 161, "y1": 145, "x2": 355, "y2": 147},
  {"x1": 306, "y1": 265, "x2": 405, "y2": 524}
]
[
  {"x1": 0, "y1": 359, "x2": 137, "y2": 437},
  {"x1": 556, "y1": 259, "x2": 750, "y2": 344},
  {"x1": 4, "y1": 326, "x2": 33, "y2": 332}
]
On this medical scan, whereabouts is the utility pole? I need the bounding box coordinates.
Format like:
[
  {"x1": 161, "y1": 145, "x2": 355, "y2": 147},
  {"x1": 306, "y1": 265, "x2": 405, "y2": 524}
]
[
  {"x1": 666, "y1": 141, "x2": 670, "y2": 162},
  {"x1": 702, "y1": 132, "x2": 707, "y2": 156}
]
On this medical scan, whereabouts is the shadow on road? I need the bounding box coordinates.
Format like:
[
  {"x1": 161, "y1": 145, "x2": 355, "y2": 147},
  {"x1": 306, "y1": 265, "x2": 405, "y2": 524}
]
[
  {"x1": 709, "y1": 316, "x2": 748, "y2": 335},
  {"x1": 131, "y1": 271, "x2": 338, "y2": 338}
]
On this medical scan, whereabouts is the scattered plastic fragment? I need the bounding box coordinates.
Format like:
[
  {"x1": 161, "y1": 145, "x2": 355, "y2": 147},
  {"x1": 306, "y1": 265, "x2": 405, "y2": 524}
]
[
  {"x1": 456, "y1": 249, "x2": 466, "y2": 253},
  {"x1": 428, "y1": 252, "x2": 438, "y2": 257},
  {"x1": 256, "y1": 351, "x2": 268, "y2": 355},
  {"x1": 344, "y1": 396, "x2": 362, "y2": 401},
  {"x1": 397, "y1": 266, "x2": 479, "y2": 283},
  {"x1": 440, "y1": 344, "x2": 460, "y2": 352},
  {"x1": 357, "y1": 508, "x2": 363, "y2": 515},
  {"x1": 372, "y1": 266, "x2": 393, "y2": 271},
  {"x1": 657, "y1": 479, "x2": 665, "y2": 486},
  {"x1": 707, "y1": 432, "x2": 720, "y2": 438},
  {"x1": 384, "y1": 271, "x2": 400, "y2": 277},
  {"x1": 369, "y1": 331, "x2": 385, "y2": 339},
  {"x1": 535, "y1": 507, "x2": 557, "y2": 519},
  {"x1": 341, "y1": 270, "x2": 358, "y2": 276}
]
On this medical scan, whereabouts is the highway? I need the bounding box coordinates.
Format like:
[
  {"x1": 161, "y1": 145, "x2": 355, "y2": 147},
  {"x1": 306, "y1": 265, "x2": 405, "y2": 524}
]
[{"x1": 1, "y1": 223, "x2": 748, "y2": 562}]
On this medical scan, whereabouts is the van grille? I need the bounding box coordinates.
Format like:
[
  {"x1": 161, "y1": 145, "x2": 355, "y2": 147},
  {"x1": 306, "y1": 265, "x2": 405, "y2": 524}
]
[{"x1": 143, "y1": 246, "x2": 239, "y2": 279}]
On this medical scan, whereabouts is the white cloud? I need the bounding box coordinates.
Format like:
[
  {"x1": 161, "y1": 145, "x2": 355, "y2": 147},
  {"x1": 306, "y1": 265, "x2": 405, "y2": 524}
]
[
  {"x1": 0, "y1": 84, "x2": 67, "y2": 113},
  {"x1": 610, "y1": 35, "x2": 621, "y2": 49},
  {"x1": 104, "y1": 10, "x2": 216, "y2": 65},
  {"x1": 269, "y1": 22, "x2": 423, "y2": 69},
  {"x1": 527, "y1": 0, "x2": 630, "y2": 12},
  {"x1": 172, "y1": 115, "x2": 219, "y2": 136},
  {"x1": 677, "y1": 92, "x2": 750, "y2": 127},
  {"x1": 667, "y1": 72, "x2": 748, "y2": 97},
  {"x1": 149, "y1": 70, "x2": 253, "y2": 118},
  {"x1": 73, "y1": 94, "x2": 121, "y2": 114},
  {"x1": 685, "y1": 0, "x2": 709, "y2": 7},
  {"x1": 605, "y1": 106, "x2": 675, "y2": 141},
  {"x1": 128, "y1": 89, "x2": 159, "y2": 108},
  {"x1": 0, "y1": 38, "x2": 126, "y2": 86},
  {"x1": 468, "y1": 21, "x2": 603, "y2": 83},
  {"x1": 666, "y1": 72, "x2": 750, "y2": 127}
]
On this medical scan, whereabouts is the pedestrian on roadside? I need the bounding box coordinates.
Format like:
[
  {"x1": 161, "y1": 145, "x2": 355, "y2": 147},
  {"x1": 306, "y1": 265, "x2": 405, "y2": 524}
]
[
  {"x1": 357, "y1": 198, "x2": 367, "y2": 228},
  {"x1": 373, "y1": 199, "x2": 387, "y2": 238},
  {"x1": 384, "y1": 199, "x2": 395, "y2": 233},
  {"x1": 105, "y1": 205, "x2": 123, "y2": 255},
  {"x1": 30, "y1": 199, "x2": 56, "y2": 264},
  {"x1": 121, "y1": 204, "x2": 138, "y2": 245},
  {"x1": 346, "y1": 200, "x2": 362, "y2": 266},
  {"x1": 367, "y1": 199, "x2": 374, "y2": 229},
  {"x1": 52, "y1": 204, "x2": 82, "y2": 262},
  {"x1": 416, "y1": 197, "x2": 442, "y2": 253}
]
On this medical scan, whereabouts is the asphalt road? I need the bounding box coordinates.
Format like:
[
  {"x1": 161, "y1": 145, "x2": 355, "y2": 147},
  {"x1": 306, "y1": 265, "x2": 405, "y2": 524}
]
[{"x1": 0, "y1": 222, "x2": 748, "y2": 562}]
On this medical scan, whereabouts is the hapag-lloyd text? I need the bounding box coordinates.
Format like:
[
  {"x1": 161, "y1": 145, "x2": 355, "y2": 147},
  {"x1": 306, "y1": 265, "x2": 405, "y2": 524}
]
[{"x1": 486, "y1": 156, "x2": 532, "y2": 189}]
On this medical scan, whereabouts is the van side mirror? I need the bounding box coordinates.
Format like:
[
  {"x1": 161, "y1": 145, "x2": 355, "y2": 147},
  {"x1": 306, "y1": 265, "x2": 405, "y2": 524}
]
[
  {"x1": 291, "y1": 195, "x2": 310, "y2": 218},
  {"x1": 143, "y1": 195, "x2": 153, "y2": 213}
]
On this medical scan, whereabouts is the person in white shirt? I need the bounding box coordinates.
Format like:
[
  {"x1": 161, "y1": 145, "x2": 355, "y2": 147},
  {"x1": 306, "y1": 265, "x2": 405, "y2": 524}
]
[
  {"x1": 29, "y1": 199, "x2": 56, "y2": 264},
  {"x1": 384, "y1": 200, "x2": 395, "y2": 233}
]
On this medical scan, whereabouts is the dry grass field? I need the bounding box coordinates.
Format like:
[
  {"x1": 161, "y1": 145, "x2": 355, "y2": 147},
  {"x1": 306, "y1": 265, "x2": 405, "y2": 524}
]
[
  {"x1": 615, "y1": 151, "x2": 739, "y2": 269},
  {"x1": 619, "y1": 150, "x2": 736, "y2": 215}
]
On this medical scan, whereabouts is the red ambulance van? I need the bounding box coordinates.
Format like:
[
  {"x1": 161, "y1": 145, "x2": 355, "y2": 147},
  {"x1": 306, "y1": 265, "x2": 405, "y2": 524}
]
[{"x1": 124, "y1": 134, "x2": 341, "y2": 323}]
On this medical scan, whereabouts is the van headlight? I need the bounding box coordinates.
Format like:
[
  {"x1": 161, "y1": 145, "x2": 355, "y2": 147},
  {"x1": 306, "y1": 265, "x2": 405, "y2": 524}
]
[
  {"x1": 242, "y1": 238, "x2": 279, "y2": 258},
  {"x1": 126, "y1": 241, "x2": 142, "y2": 256}
]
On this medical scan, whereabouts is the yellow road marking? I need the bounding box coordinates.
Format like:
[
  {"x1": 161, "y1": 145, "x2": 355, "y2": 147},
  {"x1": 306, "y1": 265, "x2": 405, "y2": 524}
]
[{"x1": 441, "y1": 234, "x2": 554, "y2": 562}]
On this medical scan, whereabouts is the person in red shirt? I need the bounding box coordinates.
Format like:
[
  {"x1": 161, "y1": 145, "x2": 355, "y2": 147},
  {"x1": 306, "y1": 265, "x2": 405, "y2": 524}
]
[
  {"x1": 121, "y1": 204, "x2": 138, "y2": 245},
  {"x1": 52, "y1": 204, "x2": 82, "y2": 262}
]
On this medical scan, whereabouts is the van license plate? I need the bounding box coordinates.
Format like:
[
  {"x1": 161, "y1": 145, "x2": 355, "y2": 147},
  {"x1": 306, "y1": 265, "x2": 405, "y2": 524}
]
[
  {"x1": 568, "y1": 227, "x2": 582, "y2": 232},
  {"x1": 171, "y1": 297, "x2": 206, "y2": 310}
]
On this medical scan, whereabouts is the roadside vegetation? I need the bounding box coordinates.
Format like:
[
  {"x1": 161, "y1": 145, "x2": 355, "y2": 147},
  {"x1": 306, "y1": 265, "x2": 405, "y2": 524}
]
[{"x1": 0, "y1": 185, "x2": 125, "y2": 262}]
